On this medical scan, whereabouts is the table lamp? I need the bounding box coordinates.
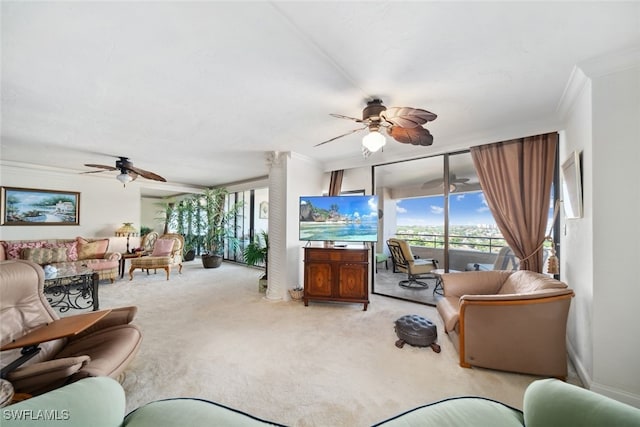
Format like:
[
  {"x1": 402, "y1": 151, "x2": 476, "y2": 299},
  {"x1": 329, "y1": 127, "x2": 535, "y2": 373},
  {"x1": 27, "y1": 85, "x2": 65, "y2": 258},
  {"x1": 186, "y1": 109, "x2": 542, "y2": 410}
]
[{"x1": 115, "y1": 222, "x2": 139, "y2": 253}]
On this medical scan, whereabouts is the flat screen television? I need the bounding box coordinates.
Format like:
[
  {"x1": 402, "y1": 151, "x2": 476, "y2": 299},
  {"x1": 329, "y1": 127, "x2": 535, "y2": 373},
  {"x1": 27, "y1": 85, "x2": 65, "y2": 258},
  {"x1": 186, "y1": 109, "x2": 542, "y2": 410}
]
[{"x1": 299, "y1": 195, "x2": 379, "y2": 242}]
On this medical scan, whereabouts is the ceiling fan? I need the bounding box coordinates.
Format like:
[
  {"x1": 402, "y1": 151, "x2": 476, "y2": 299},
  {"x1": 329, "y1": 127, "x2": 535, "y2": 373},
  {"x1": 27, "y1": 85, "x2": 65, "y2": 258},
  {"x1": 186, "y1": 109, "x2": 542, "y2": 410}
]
[
  {"x1": 315, "y1": 99, "x2": 437, "y2": 157},
  {"x1": 422, "y1": 174, "x2": 470, "y2": 193},
  {"x1": 83, "y1": 156, "x2": 166, "y2": 187}
]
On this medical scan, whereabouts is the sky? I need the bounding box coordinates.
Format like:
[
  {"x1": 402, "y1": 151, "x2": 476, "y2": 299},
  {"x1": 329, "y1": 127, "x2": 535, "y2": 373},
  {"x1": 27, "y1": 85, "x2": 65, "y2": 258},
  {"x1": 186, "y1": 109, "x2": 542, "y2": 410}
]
[
  {"x1": 396, "y1": 191, "x2": 494, "y2": 227},
  {"x1": 396, "y1": 190, "x2": 555, "y2": 227}
]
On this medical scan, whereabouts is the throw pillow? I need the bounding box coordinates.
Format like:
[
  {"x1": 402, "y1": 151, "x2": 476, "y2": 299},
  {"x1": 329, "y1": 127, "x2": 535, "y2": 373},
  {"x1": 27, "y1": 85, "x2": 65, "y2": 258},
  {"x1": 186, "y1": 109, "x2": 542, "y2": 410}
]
[
  {"x1": 2, "y1": 241, "x2": 45, "y2": 260},
  {"x1": 76, "y1": 237, "x2": 110, "y2": 260},
  {"x1": 151, "y1": 239, "x2": 174, "y2": 257},
  {"x1": 20, "y1": 247, "x2": 68, "y2": 264},
  {"x1": 45, "y1": 241, "x2": 78, "y2": 261}
]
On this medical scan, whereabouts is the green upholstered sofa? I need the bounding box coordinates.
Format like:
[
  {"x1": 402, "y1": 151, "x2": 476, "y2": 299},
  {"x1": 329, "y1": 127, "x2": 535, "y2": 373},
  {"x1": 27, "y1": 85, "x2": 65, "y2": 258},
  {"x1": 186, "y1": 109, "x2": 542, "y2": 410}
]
[{"x1": 2, "y1": 377, "x2": 639, "y2": 426}]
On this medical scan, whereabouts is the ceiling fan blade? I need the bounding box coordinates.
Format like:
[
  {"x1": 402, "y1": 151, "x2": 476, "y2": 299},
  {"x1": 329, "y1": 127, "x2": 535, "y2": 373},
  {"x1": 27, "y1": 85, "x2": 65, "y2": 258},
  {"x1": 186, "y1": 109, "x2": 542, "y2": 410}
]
[
  {"x1": 124, "y1": 165, "x2": 166, "y2": 182},
  {"x1": 330, "y1": 113, "x2": 365, "y2": 123},
  {"x1": 315, "y1": 126, "x2": 368, "y2": 147},
  {"x1": 381, "y1": 107, "x2": 437, "y2": 128},
  {"x1": 388, "y1": 126, "x2": 434, "y2": 146},
  {"x1": 421, "y1": 178, "x2": 443, "y2": 189},
  {"x1": 84, "y1": 164, "x2": 117, "y2": 171}
]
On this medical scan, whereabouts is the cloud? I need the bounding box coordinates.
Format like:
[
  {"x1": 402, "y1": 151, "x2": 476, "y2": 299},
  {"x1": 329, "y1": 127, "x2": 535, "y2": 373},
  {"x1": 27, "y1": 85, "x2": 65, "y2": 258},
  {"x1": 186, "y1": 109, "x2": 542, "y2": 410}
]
[
  {"x1": 477, "y1": 193, "x2": 490, "y2": 212},
  {"x1": 456, "y1": 195, "x2": 465, "y2": 201},
  {"x1": 367, "y1": 197, "x2": 377, "y2": 211},
  {"x1": 430, "y1": 205, "x2": 444, "y2": 214},
  {"x1": 396, "y1": 206, "x2": 407, "y2": 214}
]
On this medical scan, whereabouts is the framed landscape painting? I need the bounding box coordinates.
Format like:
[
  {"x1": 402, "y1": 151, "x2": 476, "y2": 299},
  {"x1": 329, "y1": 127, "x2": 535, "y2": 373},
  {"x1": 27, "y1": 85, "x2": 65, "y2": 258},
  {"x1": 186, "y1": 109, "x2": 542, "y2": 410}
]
[{"x1": 1, "y1": 187, "x2": 80, "y2": 225}]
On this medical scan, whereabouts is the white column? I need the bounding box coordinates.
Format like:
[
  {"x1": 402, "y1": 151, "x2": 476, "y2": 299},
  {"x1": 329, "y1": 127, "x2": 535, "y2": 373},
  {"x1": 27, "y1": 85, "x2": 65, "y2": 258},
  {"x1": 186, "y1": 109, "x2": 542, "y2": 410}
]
[{"x1": 265, "y1": 151, "x2": 288, "y2": 301}]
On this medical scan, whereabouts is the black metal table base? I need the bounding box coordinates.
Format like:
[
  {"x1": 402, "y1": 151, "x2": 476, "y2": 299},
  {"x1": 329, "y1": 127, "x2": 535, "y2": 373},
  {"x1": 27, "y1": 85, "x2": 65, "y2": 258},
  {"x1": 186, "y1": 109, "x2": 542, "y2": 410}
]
[
  {"x1": 44, "y1": 272, "x2": 99, "y2": 312},
  {"x1": 0, "y1": 345, "x2": 41, "y2": 379}
]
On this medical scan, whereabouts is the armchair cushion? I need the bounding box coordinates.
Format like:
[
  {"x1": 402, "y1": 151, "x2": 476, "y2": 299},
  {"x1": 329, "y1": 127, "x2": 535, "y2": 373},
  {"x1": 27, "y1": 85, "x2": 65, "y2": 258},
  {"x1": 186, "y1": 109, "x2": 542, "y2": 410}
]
[
  {"x1": 499, "y1": 270, "x2": 566, "y2": 294},
  {"x1": 6, "y1": 356, "x2": 90, "y2": 395},
  {"x1": 151, "y1": 239, "x2": 175, "y2": 257}
]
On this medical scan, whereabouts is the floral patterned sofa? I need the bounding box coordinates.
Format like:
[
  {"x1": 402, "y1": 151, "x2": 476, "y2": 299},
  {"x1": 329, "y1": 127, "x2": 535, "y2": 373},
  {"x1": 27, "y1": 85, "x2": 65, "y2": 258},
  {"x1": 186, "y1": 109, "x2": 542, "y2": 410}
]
[{"x1": 0, "y1": 237, "x2": 121, "y2": 283}]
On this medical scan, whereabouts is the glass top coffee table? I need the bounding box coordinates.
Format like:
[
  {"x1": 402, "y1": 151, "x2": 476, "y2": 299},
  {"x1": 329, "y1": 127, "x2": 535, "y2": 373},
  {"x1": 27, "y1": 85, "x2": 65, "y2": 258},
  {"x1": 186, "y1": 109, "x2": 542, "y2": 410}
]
[{"x1": 43, "y1": 264, "x2": 99, "y2": 312}]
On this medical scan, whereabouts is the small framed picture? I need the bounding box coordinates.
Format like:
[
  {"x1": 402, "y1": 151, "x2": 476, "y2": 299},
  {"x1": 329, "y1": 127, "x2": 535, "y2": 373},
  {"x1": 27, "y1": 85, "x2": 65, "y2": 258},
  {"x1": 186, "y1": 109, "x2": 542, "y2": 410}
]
[
  {"x1": 259, "y1": 201, "x2": 268, "y2": 219},
  {"x1": 561, "y1": 151, "x2": 583, "y2": 219}
]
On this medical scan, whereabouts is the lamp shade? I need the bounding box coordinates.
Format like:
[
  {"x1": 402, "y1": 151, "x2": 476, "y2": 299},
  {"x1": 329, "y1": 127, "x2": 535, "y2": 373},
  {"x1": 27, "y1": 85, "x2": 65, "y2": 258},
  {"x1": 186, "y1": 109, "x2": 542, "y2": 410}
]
[
  {"x1": 362, "y1": 130, "x2": 386, "y2": 152},
  {"x1": 117, "y1": 172, "x2": 133, "y2": 186},
  {"x1": 115, "y1": 222, "x2": 138, "y2": 237}
]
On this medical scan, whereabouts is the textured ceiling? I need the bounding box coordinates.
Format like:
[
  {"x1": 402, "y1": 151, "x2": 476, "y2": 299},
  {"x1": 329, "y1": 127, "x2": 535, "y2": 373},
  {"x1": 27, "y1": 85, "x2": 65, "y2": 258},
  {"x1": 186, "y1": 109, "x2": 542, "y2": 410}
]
[{"x1": 2, "y1": 2, "x2": 639, "y2": 195}]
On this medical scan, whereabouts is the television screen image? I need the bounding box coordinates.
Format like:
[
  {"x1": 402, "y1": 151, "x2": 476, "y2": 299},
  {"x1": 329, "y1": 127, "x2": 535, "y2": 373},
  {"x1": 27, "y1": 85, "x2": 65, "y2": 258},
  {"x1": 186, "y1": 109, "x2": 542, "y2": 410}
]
[{"x1": 299, "y1": 195, "x2": 379, "y2": 242}]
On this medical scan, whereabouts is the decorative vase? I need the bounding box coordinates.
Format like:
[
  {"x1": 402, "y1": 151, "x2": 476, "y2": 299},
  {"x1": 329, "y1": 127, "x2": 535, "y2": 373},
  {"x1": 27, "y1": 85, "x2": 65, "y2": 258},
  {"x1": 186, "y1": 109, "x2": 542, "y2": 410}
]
[{"x1": 201, "y1": 254, "x2": 223, "y2": 268}]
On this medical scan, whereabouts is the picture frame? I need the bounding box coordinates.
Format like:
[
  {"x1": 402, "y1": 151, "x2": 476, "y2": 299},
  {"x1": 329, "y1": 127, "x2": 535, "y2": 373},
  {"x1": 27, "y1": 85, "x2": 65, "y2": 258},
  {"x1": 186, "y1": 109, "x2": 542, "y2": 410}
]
[
  {"x1": 560, "y1": 151, "x2": 583, "y2": 219},
  {"x1": 1, "y1": 187, "x2": 80, "y2": 225},
  {"x1": 259, "y1": 201, "x2": 269, "y2": 219}
]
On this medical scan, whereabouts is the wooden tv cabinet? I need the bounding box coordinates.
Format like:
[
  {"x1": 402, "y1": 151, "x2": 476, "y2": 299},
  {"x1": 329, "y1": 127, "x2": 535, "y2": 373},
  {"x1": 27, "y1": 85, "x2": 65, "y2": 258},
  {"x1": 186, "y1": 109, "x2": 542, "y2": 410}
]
[{"x1": 303, "y1": 246, "x2": 369, "y2": 311}]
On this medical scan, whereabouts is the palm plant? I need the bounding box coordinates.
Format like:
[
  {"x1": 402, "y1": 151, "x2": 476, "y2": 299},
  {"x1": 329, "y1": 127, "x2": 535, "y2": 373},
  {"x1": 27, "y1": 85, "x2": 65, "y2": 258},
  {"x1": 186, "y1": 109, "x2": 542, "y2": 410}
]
[
  {"x1": 202, "y1": 188, "x2": 243, "y2": 256},
  {"x1": 243, "y1": 231, "x2": 269, "y2": 280}
]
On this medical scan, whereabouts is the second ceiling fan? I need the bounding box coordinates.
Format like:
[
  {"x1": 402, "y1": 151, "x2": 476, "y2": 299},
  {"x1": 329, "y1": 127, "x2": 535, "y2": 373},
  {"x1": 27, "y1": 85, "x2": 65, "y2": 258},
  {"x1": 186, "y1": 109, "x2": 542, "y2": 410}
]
[{"x1": 316, "y1": 99, "x2": 437, "y2": 157}]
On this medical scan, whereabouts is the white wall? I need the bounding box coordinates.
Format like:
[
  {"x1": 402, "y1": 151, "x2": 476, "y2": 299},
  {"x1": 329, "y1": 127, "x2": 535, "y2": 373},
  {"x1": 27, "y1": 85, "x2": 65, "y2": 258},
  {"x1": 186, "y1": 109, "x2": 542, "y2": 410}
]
[
  {"x1": 0, "y1": 164, "x2": 142, "y2": 253},
  {"x1": 590, "y1": 63, "x2": 640, "y2": 404},
  {"x1": 141, "y1": 197, "x2": 167, "y2": 234},
  {"x1": 559, "y1": 48, "x2": 640, "y2": 407},
  {"x1": 560, "y1": 69, "x2": 595, "y2": 385}
]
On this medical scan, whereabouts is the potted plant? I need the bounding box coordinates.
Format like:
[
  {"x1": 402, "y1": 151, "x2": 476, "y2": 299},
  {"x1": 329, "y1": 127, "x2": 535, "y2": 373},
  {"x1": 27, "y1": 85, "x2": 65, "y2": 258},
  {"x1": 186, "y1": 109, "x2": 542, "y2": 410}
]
[
  {"x1": 201, "y1": 188, "x2": 243, "y2": 268},
  {"x1": 174, "y1": 196, "x2": 199, "y2": 261},
  {"x1": 243, "y1": 231, "x2": 269, "y2": 292}
]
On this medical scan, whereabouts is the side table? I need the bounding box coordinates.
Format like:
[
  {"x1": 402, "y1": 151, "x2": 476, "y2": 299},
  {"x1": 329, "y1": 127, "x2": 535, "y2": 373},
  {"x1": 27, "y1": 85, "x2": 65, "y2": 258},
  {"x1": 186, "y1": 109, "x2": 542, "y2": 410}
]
[{"x1": 119, "y1": 252, "x2": 146, "y2": 279}]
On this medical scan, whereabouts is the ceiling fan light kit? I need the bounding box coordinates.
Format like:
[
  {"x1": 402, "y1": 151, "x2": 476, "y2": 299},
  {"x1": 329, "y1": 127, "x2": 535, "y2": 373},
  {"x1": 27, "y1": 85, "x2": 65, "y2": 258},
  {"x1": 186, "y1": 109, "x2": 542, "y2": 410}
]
[
  {"x1": 116, "y1": 172, "x2": 133, "y2": 186},
  {"x1": 317, "y1": 98, "x2": 437, "y2": 157},
  {"x1": 362, "y1": 129, "x2": 386, "y2": 152}
]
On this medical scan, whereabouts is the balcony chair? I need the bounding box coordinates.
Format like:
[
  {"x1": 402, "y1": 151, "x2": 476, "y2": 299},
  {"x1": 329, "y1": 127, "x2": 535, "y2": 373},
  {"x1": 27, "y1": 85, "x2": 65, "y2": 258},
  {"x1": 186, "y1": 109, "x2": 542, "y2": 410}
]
[
  {"x1": 0, "y1": 260, "x2": 142, "y2": 396},
  {"x1": 129, "y1": 233, "x2": 184, "y2": 281},
  {"x1": 387, "y1": 238, "x2": 439, "y2": 289},
  {"x1": 466, "y1": 245, "x2": 519, "y2": 272}
]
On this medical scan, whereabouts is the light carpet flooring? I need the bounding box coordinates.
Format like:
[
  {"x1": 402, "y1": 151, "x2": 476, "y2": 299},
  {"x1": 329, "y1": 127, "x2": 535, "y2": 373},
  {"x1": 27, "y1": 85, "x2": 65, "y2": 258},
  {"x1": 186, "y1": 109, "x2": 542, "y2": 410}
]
[{"x1": 82, "y1": 261, "x2": 579, "y2": 426}]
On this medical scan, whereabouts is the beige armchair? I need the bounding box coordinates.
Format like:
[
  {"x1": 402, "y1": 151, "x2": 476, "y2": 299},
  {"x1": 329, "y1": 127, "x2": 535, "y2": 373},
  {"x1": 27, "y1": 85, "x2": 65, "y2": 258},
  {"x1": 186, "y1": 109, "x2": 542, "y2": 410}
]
[
  {"x1": 387, "y1": 238, "x2": 438, "y2": 289},
  {"x1": 129, "y1": 233, "x2": 184, "y2": 280},
  {"x1": 0, "y1": 260, "x2": 142, "y2": 396},
  {"x1": 436, "y1": 270, "x2": 574, "y2": 378}
]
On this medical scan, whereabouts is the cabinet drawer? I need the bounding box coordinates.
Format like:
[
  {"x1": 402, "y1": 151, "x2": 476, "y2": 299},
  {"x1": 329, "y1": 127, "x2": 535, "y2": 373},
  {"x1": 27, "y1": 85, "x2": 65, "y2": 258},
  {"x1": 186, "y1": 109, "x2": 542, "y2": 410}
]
[
  {"x1": 338, "y1": 251, "x2": 367, "y2": 262},
  {"x1": 305, "y1": 248, "x2": 367, "y2": 262}
]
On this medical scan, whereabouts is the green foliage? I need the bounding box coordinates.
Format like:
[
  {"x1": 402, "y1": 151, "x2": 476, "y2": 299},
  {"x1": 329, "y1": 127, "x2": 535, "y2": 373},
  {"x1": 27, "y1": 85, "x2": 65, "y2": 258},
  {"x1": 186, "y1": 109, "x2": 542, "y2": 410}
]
[
  {"x1": 202, "y1": 188, "x2": 243, "y2": 256},
  {"x1": 243, "y1": 231, "x2": 269, "y2": 279}
]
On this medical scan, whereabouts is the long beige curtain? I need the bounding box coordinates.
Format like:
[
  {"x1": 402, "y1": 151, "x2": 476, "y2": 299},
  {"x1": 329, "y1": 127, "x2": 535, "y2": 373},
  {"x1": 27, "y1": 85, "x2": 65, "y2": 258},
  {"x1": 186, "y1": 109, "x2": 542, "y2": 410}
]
[
  {"x1": 328, "y1": 170, "x2": 344, "y2": 196},
  {"x1": 470, "y1": 133, "x2": 558, "y2": 272}
]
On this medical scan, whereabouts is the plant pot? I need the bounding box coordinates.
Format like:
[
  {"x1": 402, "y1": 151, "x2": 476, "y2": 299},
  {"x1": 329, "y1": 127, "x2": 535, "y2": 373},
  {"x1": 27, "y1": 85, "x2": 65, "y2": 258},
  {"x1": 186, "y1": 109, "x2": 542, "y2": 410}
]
[
  {"x1": 201, "y1": 254, "x2": 223, "y2": 268},
  {"x1": 183, "y1": 249, "x2": 196, "y2": 262},
  {"x1": 258, "y1": 278, "x2": 268, "y2": 293}
]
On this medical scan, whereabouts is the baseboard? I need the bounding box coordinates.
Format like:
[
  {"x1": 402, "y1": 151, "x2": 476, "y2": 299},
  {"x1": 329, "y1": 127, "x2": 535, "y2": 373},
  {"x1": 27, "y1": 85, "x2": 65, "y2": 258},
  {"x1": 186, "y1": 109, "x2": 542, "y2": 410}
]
[
  {"x1": 566, "y1": 339, "x2": 592, "y2": 388},
  {"x1": 567, "y1": 339, "x2": 640, "y2": 408},
  {"x1": 590, "y1": 382, "x2": 640, "y2": 409}
]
